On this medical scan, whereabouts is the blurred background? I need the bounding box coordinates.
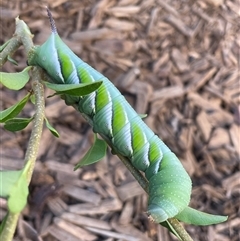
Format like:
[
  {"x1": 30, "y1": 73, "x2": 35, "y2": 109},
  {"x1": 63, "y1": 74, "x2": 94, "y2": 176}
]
[{"x1": 0, "y1": 0, "x2": 239, "y2": 240}]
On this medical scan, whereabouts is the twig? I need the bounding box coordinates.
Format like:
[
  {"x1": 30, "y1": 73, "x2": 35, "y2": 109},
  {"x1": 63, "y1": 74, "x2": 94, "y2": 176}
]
[
  {"x1": 0, "y1": 17, "x2": 33, "y2": 67},
  {"x1": 117, "y1": 153, "x2": 193, "y2": 241},
  {"x1": 0, "y1": 213, "x2": 20, "y2": 241},
  {"x1": 0, "y1": 77, "x2": 45, "y2": 241},
  {"x1": 0, "y1": 18, "x2": 45, "y2": 241},
  {"x1": 24, "y1": 75, "x2": 45, "y2": 183}
]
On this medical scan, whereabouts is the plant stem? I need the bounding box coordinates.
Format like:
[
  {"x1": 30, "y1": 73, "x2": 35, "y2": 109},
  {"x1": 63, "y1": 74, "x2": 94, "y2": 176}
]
[
  {"x1": 0, "y1": 17, "x2": 33, "y2": 67},
  {"x1": 168, "y1": 218, "x2": 193, "y2": 241},
  {"x1": 0, "y1": 37, "x2": 21, "y2": 67},
  {"x1": 24, "y1": 75, "x2": 45, "y2": 183},
  {"x1": 117, "y1": 154, "x2": 149, "y2": 193},
  {"x1": 0, "y1": 213, "x2": 20, "y2": 241},
  {"x1": 117, "y1": 153, "x2": 193, "y2": 241},
  {"x1": 0, "y1": 77, "x2": 45, "y2": 241},
  {"x1": 0, "y1": 17, "x2": 44, "y2": 241},
  {"x1": 15, "y1": 17, "x2": 34, "y2": 55}
]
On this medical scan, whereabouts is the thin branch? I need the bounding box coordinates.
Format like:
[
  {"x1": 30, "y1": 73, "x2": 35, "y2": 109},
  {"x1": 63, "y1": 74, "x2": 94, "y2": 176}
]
[
  {"x1": 168, "y1": 218, "x2": 193, "y2": 241},
  {"x1": 117, "y1": 153, "x2": 193, "y2": 241},
  {"x1": 0, "y1": 17, "x2": 33, "y2": 67},
  {"x1": 0, "y1": 17, "x2": 45, "y2": 241},
  {"x1": 117, "y1": 154, "x2": 149, "y2": 192},
  {"x1": 15, "y1": 17, "x2": 34, "y2": 55},
  {"x1": 0, "y1": 213, "x2": 20, "y2": 241},
  {"x1": 0, "y1": 76, "x2": 45, "y2": 241},
  {"x1": 0, "y1": 74, "x2": 45, "y2": 241},
  {"x1": 0, "y1": 36, "x2": 21, "y2": 67},
  {"x1": 24, "y1": 73, "x2": 45, "y2": 183}
]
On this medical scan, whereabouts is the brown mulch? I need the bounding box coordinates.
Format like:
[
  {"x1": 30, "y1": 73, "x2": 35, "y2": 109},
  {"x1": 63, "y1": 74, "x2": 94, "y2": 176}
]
[{"x1": 0, "y1": 0, "x2": 239, "y2": 241}]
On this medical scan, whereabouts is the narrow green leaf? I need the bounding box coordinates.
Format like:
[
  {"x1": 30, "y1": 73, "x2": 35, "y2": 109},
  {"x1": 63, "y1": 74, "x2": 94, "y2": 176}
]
[
  {"x1": 138, "y1": 113, "x2": 148, "y2": 119},
  {"x1": 0, "y1": 66, "x2": 31, "y2": 90},
  {"x1": 4, "y1": 117, "x2": 34, "y2": 132},
  {"x1": 30, "y1": 95, "x2": 35, "y2": 104},
  {"x1": 175, "y1": 206, "x2": 228, "y2": 226},
  {"x1": 0, "y1": 93, "x2": 30, "y2": 123},
  {"x1": 160, "y1": 221, "x2": 182, "y2": 240},
  {"x1": 0, "y1": 39, "x2": 11, "y2": 52},
  {"x1": 44, "y1": 81, "x2": 102, "y2": 96},
  {"x1": 7, "y1": 55, "x2": 18, "y2": 65},
  {"x1": 74, "y1": 135, "x2": 107, "y2": 170},
  {"x1": 45, "y1": 117, "x2": 60, "y2": 137}
]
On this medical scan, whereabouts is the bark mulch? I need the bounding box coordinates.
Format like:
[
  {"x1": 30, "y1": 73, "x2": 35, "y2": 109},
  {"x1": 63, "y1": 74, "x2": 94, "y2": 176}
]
[{"x1": 0, "y1": 0, "x2": 239, "y2": 240}]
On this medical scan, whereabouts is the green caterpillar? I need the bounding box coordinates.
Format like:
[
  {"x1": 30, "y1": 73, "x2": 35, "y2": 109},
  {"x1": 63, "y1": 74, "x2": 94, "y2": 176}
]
[{"x1": 28, "y1": 9, "x2": 227, "y2": 226}]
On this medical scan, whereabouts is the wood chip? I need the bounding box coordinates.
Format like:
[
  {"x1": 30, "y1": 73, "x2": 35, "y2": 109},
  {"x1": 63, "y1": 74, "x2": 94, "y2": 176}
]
[
  {"x1": 171, "y1": 48, "x2": 189, "y2": 73},
  {"x1": 69, "y1": 198, "x2": 122, "y2": 215},
  {"x1": 118, "y1": 200, "x2": 134, "y2": 224},
  {"x1": 18, "y1": 219, "x2": 42, "y2": 241},
  {"x1": 63, "y1": 185, "x2": 101, "y2": 204},
  {"x1": 222, "y1": 172, "x2": 240, "y2": 195},
  {"x1": 45, "y1": 224, "x2": 81, "y2": 241},
  {"x1": 116, "y1": 181, "x2": 145, "y2": 202},
  {"x1": 47, "y1": 197, "x2": 68, "y2": 216},
  {"x1": 208, "y1": 128, "x2": 230, "y2": 149},
  {"x1": 85, "y1": 226, "x2": 142, "y2": 241},
  {"x1": 105, "y1": 6, "x2": 140, "y2": 18},
  {"x1": 187, "y1": 67, "x2": 218, "y2": 91},
  {"x1": 196, "y1": 110, "x2": 212, "y2": 141},
  {"x1": 204, "y1": 0, "x2": 224, "y2": 7},
  {"x1": 164, "y1": 15, "x2": 194, "y2": 37},
  {"x1": 71, "y1": 28, "x2": 117, "y2": 41},
  {"x1": 60, "y1": 212, "x2": 111, "y2": 230},
  {"x1": 45, "y1": 161, "x2": 81, "y2": 179},
  {"x1": 229, "y1": 124, "x2": 240, "y2": 155},
  {"x1": 128, "y1": 81, "x2": 153, "y2": 114},
  {"x1": 151, "y1": 85, "x2": 186, "y2": 102},
  {"x1": 54, "y1": 217, "x2": 97, "y2": 241},
  {"x1": 55, "y1": 125, "x2": 82, "y2": 145},
  {"x1": 105, "y1": 18, "x2": 135, "y2": 31},
  {"x1": 157, "y1": 0, "x2": 179, "y2": 17},
  {"x1": 111, "y1": 221, "x2": 152, "y2": 241}
]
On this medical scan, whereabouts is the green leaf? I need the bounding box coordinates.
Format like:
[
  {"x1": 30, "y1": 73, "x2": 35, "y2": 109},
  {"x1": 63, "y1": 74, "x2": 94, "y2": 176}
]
[
  {"x1": 175, "y1": 206, "x2": 228, "y2": 226},
  {"x1": 4, "y1": 117, "x2": 34, "y2": 132},
  {"x1": 8, "y1": 175, "x2": 28, "y2": 213},
  {"x1": 0, "y1": 39, "x2": 11, "y2": 52},
  {"x1": 0, "y1": 93, "x2": 30, "y2": 123},
  {"x1": 138, "y1": 113, "x2": 148, "y2": 119},
  {"x1": 0, "y1": 170, "x2": 22, "y2": 198},
  {"x1": 30, "y1": 95, "x2": 35, "y2": 104},
  {"x1": 7, "y1": 55, "x2": 18, "y2": 65},
  {"x1": 74, "y1": 134, "x2": 107, "y2": 170},
  {"x1": 44, "y1": 81, "x2": 102, "y2": 96},
  {"x1": 45, "y1": 117, "x2": 60, "y2": 137},
  {"x1": 0, "y1": 161, "x2": 31, "y2": 214},
  {"x1": 0, "y1": 66, "x2": 31, "y2": 90},
  {"x1": 160, "y1": 221, "x2": 182, "y2": 240}
]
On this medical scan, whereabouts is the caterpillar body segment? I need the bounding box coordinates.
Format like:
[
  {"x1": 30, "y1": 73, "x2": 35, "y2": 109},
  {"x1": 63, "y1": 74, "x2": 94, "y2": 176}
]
[
  {"x1": 148, "y1": 151, "x2": 192, "y2": 223},
  {"x1": 28, "y1": 14, "x2": 192, "y2": 223}
]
